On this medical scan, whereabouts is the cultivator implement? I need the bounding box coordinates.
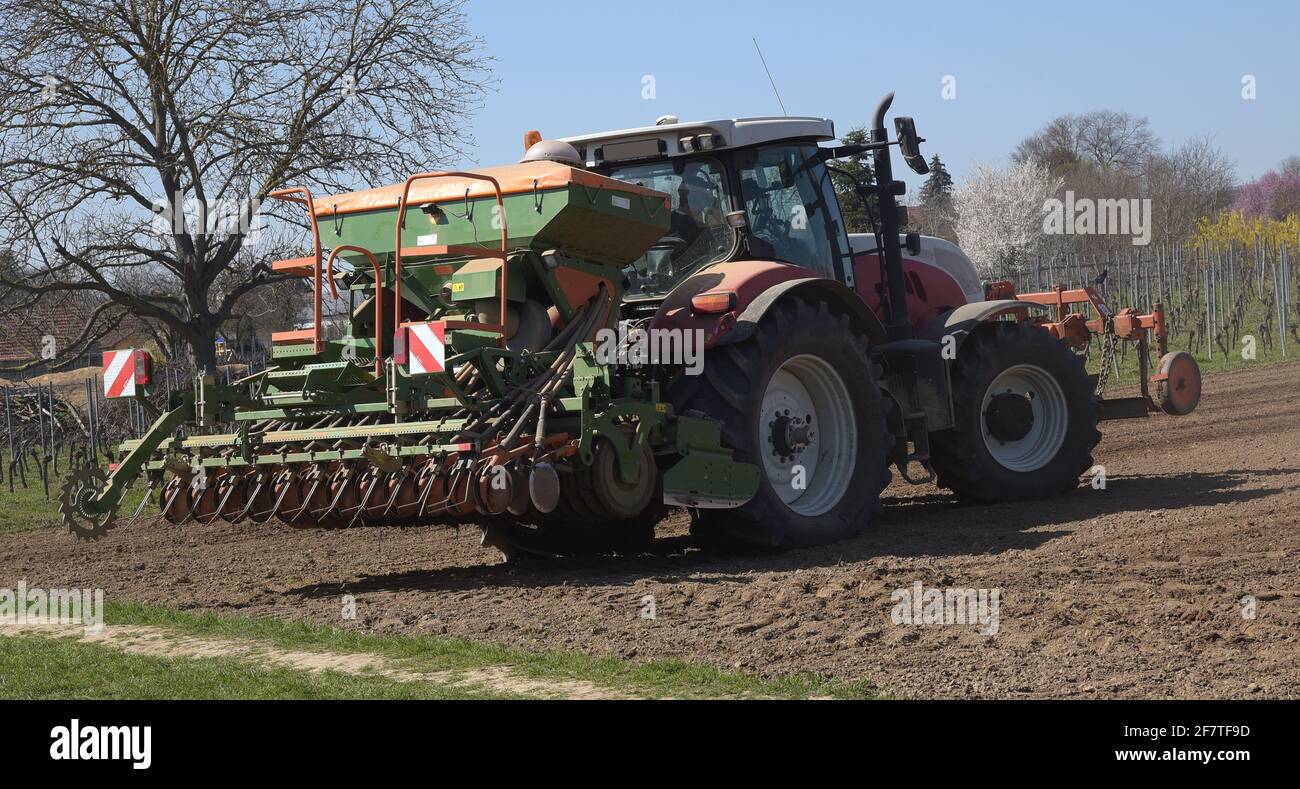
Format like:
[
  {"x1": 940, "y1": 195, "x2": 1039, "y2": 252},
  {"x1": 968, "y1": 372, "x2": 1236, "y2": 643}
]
[
  {"x1": 60, "y1": 160, "x2": 760, "y2": 551},
  {"x1": 1005, "y1": 282, "x2": 1203, "y2": 419}
]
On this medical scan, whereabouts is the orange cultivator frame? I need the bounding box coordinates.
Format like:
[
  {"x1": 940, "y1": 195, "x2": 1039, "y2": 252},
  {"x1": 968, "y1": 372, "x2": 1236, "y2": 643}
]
[{"x1": 1001, "y1": 282, "x2": 1201, "y2": 420}]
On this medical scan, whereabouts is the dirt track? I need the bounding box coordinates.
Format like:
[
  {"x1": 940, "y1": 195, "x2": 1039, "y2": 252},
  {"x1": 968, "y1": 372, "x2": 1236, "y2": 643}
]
[{"x1": 3, "y1": 361, "x2": 1298, "y2": 698}]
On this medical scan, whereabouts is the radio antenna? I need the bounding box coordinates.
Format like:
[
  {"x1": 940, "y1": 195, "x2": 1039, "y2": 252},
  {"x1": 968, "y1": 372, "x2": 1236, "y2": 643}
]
[{"x1": 752, "y1": 38, "x2": 788, "y2": 116}]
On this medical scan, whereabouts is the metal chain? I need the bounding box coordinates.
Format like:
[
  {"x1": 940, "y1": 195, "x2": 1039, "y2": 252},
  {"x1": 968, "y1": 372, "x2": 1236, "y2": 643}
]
[{"x1": 1095, "y1": 331, "x2": 1117, "y2": 397}]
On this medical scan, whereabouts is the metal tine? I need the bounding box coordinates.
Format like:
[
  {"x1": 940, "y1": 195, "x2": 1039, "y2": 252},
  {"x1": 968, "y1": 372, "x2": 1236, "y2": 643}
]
[
  {"x1": 125, "y1": 479, "x2": 157, "y2": 524},
  {"x1": 314, "y1": 465, "x2": 354, "y2": 523},
  {"x1": 231, "y1": 470, "x2": 268, "y2": 523},
  {"x1": 347, "y1": 470, "x2": 384, "y2": 528},
  {"x1": 212, "y1": 471, "x2": 242, "y2": 522},
  {"x1": 379, "y1": 467, "x2": 410, "y2": 517},
  {"x1": 264, "y1": 469, "x2": 297, "y2": 521},
  {"x1": 282, "y1": 466, "x2": 323, "y2": 522}
]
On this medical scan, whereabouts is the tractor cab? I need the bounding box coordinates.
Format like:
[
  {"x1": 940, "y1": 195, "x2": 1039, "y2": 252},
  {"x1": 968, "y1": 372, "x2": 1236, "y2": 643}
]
[{"x1": 560, "y1": 117, "x2": 855, "y2": 301}]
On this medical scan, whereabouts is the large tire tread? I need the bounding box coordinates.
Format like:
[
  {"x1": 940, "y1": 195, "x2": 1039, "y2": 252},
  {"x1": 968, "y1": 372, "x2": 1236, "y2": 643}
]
[
  {"x1": 670, "y1": 294, "x2": 892, "y2": 551},
  {"x1": 930, "y1": 321, "x2": 1101, "y2": 502}
]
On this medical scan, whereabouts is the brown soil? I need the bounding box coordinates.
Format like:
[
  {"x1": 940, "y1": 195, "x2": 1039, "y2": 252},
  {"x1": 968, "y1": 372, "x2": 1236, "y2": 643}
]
[{"x1": 3, "y1": 361, "x2": 1298, "y2": 699}]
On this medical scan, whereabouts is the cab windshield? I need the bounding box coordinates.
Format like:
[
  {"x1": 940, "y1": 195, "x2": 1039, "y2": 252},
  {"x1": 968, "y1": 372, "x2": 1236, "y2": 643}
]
[{"x1": 607, "y1": 157, "x2": 736, "y2": 299}]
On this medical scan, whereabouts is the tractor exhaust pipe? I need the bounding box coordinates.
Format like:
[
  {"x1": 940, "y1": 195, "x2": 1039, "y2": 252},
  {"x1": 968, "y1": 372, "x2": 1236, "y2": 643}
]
[{"x1": 871, "y1": 92, "x2": 913, "y2": 342}]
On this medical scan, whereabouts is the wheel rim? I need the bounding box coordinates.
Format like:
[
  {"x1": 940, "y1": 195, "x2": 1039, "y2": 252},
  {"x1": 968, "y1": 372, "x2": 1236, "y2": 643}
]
[
  {"x1": 759, "y1": 353, "x2": 856, "y2": 517},
  {"x1": 980, "y1": 363, "x2": 1068, "y2": 472}
]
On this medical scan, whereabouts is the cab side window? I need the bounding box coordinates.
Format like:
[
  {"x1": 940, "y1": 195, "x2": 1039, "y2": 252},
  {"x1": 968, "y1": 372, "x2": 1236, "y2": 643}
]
[{"x1": 739, "y1": 145, "x2": 845, "y2": 277}]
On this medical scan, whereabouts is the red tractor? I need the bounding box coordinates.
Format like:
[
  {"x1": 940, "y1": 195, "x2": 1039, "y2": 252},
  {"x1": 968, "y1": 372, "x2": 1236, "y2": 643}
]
[{"x1": 556, "y1": 92, "x2": 1200, "y2": 550}]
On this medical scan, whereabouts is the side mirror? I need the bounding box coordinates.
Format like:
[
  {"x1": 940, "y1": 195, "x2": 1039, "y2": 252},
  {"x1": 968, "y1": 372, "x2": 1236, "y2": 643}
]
[
  {"x1": 904, "y1": 232, "x2": 922, "y2": 256},
  {"x1": 894, "y1": 117, "x2": 929, "y2": 175}
]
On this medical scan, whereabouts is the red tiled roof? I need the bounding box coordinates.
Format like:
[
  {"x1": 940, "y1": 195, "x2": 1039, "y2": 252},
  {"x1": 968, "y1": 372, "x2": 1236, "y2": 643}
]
[{"x1": 0, "y1": 296, "x2": 144, "y2": 365}]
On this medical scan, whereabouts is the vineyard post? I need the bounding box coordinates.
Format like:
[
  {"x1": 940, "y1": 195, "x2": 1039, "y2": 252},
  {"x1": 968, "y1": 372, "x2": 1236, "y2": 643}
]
[
  {"x1": 1204, "y1": 257, "x2": 1212, "y2": 361},
  {"x1": 84, "y1": 377, "x2": 94, "y2": 464},
  {"x1": 1254, "y1": 235, "x2": 1260, "y2": 299},
  {"x1": 1283, "y1": 244, "x2": 1290, "y2": 358},
  {"x1": 96, "y1": 374, "x2": 105, "y2": 463},
  {"x1": 1144, "y1": 250, "x2": 1151, "y2": 309},
  {"x1": 1215, "y1": 250, "x2": 1222, "y2": 342},
  {"x1": 35, "y1": 382, "x2": 46, "y2": 462},
  {"x1": 48, "y1": 383, "x2": 57, "y2": 475},
  {"x1": 91, "y1": 375, "x2": 101, "y2": 464},
  {"x1": 1228, "y1": 242, "x2": 1235, "y2": 312},
  {"x1": 3, "y1": 386, "x2": 12, "y2": 492},
  {"x1": 1272, "y1": 260, "x2": 1281, "y2": 357}
]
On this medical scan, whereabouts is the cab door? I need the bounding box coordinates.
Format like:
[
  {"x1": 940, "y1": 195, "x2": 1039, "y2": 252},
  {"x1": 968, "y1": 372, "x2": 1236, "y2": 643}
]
[{"x1": 736, "y1": 145, "x2": 854, "y2": 286}]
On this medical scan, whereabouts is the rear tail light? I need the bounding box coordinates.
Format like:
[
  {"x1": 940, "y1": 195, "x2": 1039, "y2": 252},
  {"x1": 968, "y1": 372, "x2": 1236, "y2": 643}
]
[
  {"x1": 690, "y1": 291, "x2": 737, "y2": 315},
  {"x1": 132, "y1": 349, "x2": 152, "y2": 386},
  {"x1": 392, "y1": 327, "x2": 409, "y2": 366}
]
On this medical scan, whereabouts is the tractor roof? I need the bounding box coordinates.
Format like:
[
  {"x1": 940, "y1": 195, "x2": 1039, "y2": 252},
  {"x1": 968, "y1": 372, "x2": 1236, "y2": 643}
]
[{"x1": 560, "y1": 116, "x2": 836, "y2": 166}]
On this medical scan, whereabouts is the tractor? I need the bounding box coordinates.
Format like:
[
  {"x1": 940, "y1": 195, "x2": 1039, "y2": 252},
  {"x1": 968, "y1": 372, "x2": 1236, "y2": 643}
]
[{"x1": 61, "y1": 93, "x2": 1202, "y2": 556}]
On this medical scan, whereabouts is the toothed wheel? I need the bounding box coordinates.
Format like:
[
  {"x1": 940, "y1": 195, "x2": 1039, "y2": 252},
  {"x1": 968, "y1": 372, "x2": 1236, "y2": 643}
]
[{"x1": 59, "y1": 466, "x2": 120, "y2": 542}]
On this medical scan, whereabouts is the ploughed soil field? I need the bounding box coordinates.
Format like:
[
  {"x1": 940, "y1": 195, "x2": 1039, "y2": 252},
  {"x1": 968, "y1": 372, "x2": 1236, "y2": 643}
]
[{"x1": 4, "y1": 361, "x2": 1298, "y2": 698}]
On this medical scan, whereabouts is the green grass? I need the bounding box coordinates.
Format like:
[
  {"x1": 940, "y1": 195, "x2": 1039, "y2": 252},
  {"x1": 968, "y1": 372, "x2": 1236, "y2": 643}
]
[
  {"x1": 0, "y1": 601, "x2": 881, "y2": 699},
  {"x1": 95, "y1": 600, "x2": 879, "y2": 700},
  {"x1": 0, "y1": 454, "x2": 146, "y2": 535},
  {"x1": 0, "y1": 631, "x2": 511, "y2": 700}
]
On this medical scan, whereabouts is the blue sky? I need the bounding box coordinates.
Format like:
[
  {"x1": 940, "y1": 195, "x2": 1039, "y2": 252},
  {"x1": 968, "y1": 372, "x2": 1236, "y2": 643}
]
[{"x1": 462, "y1": 0, "x2": 1298, "y2": 191}]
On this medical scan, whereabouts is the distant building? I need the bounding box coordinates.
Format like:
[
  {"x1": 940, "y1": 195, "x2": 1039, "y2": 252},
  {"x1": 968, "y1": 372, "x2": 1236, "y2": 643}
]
[{"x1": 0, "y1": 295, "x2": 150, "y2": 377}]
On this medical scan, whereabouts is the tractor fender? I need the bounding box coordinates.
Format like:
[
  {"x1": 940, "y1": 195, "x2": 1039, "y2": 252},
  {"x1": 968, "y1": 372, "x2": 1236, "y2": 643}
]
[
  {"x1": 919, "y1": 299, "x2": 1052, "y2": 351},
  {"x1": 652, "y1": 260, "x2": 888, "y2": 349}
]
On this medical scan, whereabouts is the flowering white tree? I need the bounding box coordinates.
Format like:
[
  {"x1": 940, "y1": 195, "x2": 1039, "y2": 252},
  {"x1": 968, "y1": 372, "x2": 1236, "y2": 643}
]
[{"x1": 954, "y1": 161, "x2": 1062, "y2": 279}]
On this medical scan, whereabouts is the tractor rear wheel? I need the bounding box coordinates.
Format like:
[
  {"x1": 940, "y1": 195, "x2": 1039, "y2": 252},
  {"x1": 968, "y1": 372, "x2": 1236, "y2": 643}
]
[
  {"x1": 671, "y1": 294, "x2": 891, "y2": 550},
  {"x1": 930, "y1": 321, "x2": 1100, "y2": 501}
]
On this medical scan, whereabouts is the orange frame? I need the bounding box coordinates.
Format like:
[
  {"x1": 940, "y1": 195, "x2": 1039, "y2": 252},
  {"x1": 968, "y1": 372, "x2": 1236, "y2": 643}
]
[{"x1": 267, "y1": 187, "x2": 324, "y2": 353}]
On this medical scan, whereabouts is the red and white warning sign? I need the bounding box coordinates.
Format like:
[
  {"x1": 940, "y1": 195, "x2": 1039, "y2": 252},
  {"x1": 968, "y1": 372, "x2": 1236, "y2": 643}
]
[
  {"x1": 102, "y1": 349, "x2": 151, "y2": 398},
  {"x1": 405, "y1": 321, "x2": 446, "y2": 374}
]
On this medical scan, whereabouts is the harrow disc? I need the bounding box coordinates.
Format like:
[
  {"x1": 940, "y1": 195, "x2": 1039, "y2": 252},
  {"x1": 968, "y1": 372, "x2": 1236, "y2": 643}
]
[
  {"x1": 59, "y1": 466, "x2": 119, "y2": 542},
  {"x1": 272, "y1": 467, "x2": 304, "y2": 522},
  {"x1": 159, "y1": 475, "x2": 193, "y2": 524},
  {"x1": 191, "y1": 471, "x2": 224, "y2": 524},
  {"x1": 293, "y1": 464, "x2": 333, "y2": 527},
  {"x1": 245, "y1": 469, "x2": 278, "y2": 523},
  {"x1": 216, "y1": 469, "x2": 250, "y2": 522}
]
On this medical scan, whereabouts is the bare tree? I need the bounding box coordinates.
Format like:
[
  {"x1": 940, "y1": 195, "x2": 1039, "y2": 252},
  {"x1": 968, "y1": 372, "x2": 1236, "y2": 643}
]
[
  {"x1": 0, "y1": 0, "x2": 490, "y2": 371},
  {"x1": 1014, "y1": 110, "x2": 1158, "y2": 177},
  {"x1": 1145, "y1": 135, "x2": 1236, "y2": 243}
]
